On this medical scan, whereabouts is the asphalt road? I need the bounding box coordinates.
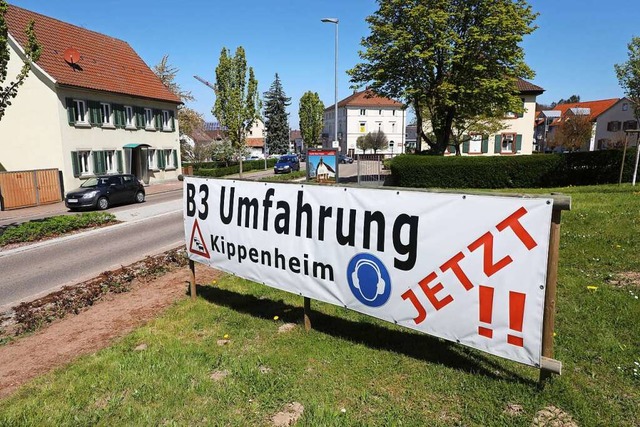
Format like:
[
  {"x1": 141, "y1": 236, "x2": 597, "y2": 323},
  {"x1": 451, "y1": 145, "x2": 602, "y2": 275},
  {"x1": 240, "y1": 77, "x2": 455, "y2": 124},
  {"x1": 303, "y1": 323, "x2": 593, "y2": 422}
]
[{"x1": 0, "y1": 195, "x2": 183, "y2": 311}]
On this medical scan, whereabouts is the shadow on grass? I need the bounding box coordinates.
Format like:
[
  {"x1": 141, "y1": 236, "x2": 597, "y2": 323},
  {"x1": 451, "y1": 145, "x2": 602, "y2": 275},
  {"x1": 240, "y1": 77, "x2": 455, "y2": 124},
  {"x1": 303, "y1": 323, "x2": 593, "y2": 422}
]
[{"x1": 193, "y1": 284, "x2": 535, "y2": 386}]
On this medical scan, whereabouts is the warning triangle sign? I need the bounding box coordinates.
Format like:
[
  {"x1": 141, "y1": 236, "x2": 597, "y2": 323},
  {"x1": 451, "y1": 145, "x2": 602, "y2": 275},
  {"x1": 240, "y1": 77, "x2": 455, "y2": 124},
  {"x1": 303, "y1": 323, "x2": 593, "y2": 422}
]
[{"x1": 189, "y1": 220, "x2": 210, "y2": 258}]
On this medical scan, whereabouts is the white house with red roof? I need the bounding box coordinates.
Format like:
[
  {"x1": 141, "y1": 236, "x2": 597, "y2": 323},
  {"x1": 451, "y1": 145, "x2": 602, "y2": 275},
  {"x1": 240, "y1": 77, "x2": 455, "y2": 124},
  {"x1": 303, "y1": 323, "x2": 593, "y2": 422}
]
[
  {"x1": 1, "y1": 4, "x2": 182, "y2": 192},
  {"x1": 535, "y1": 98, "x2": 638, "y2": 151},
  {"x1": 323, "y1": 89, "x2": 406, "y2": 157}
]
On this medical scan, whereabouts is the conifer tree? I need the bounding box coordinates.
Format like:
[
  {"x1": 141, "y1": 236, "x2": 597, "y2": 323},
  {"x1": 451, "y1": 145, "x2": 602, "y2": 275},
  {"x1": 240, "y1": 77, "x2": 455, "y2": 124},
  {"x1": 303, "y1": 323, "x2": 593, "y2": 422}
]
[{"x1": 263, "y1": 73, "x2": 291, "y2": 154}]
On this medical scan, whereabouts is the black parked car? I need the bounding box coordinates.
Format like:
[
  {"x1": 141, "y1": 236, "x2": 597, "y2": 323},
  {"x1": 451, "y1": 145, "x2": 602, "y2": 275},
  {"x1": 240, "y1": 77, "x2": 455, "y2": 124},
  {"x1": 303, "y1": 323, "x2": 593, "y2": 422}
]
[{"x1": 65, "y1": 174, "x2": 145, "y2": 211}]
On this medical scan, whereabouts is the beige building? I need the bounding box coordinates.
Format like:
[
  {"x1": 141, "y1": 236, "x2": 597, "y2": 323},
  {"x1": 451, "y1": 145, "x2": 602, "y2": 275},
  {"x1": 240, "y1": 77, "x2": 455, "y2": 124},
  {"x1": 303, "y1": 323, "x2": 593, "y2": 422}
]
[
  {"x1": 1, "y1": 5, "x2": 182, "y2": 193},
  {"x1": 442, "y1": 78, "x2": 544, "y2": 156}
]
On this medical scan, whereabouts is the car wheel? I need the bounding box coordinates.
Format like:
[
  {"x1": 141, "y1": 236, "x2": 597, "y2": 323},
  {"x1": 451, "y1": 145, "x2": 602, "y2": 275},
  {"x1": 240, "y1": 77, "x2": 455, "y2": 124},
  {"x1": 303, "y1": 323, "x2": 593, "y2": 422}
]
[
  {"x1": 135, "y1": 191, "x2": 145, "y2": 203},
  {"x1": 97, "y1": 197, "x2": 109, "y2": 210}
]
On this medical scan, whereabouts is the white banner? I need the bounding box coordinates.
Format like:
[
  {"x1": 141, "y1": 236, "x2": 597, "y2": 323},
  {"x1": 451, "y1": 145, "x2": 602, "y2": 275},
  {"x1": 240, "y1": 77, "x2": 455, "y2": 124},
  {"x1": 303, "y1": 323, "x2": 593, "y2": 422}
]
[{"x1": 183, "y1": 177, "x2": 553, "y2": 367}]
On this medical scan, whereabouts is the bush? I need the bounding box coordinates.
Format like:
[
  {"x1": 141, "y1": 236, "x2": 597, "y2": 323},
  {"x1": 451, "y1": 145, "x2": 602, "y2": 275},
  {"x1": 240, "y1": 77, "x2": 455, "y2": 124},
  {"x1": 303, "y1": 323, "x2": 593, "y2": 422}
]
[
  {"x1": 194, "y1": 158, "x2": 278, "y2": 178},
  {"x1": 0, "y1": 212, "x2": 116, "y2": 246},
  {"x1": 388, "y1": 149, "x2": 638, "y2": 189}
]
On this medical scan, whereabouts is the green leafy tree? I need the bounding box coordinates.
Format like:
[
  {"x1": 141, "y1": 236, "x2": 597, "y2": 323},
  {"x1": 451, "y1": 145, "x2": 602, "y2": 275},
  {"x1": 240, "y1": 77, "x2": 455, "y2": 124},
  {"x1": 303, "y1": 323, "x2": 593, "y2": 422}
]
[
  {"x1": 616, "y1": 37, "x2": 640, "y2": 125},
  {"x1": 211, "y1": 140, "x2": 248, "y2": 167},
  {"x1": 1, "y1": 0, "x2": 41, "y2": 121},
  {"x1": 349, "y1": 0, "x2": 536, "y2": 155},
  {"x1": 364, "y1": 130, "x2": 388, "y2": 153},
  {"x1": 263, "y1": 73, "x2": 291, "y2": 154},
  {"x1": 212, "y1": 46, "x2": 260, "y2": 176},
  {"x1": 356, "y1": 135, "x2": 367, "y2": 153},
  {"x1": 153, "y1": 54, "x2": 195, "y2": 103},
  {"x1": 450, "y1": 115, "x2": 504, "y2": 155},
  {"x1": 299, "y1": 91, "x2": 324, "y2": 149}
]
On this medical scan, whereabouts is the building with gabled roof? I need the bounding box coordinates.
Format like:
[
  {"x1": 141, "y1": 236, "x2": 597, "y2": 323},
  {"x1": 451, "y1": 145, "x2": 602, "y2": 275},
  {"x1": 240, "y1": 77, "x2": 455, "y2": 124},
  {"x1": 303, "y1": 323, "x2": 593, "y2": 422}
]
[
  {"x1": 1, "y1": 4, "x2": 182, "y2": 193},
  {"x1": 534, "y1": 98, "x2": 637, "y2": 151},
  {"x1": 322, "y1": 89, "x2": 406, "y2": 157}
]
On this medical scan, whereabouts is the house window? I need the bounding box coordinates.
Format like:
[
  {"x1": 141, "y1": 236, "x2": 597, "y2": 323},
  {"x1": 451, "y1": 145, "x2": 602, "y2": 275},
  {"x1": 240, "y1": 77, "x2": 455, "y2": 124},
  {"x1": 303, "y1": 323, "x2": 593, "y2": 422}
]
[
  {"x1": 469, "y1": 134, "x2": 483, "y2": 154},
  {"x1": 392, "y1": 110, "x2": 396, "y2": 116},
  {"x1": 501, "y1": 133, "x2": 516, "y2": 153},
  {"x1": 623, "y1": 103, "x2": 629, "y2": 111},
  {"x1": 73, "y1": 100, "x2": 88, "y2": 124},
  {"x1": 360, "y1": 109, "x2": 365, "y2": 116},
  {"x1": 144, "y1": 108, "x2": 154, "y2": 130},
  {"x1": 597, "y1": 139, "x2": 611, "y2": 150},
  {"x1": 164, "y1": 149, "x2": 175, "y2": 169},
  {"x1": 378, "y1": 109, "x2": 382, "y2": 115},
  {"x1": 162, "y1": 110, "x2": 172, "y2": 131},
  {"x1": 607, "y1": 121, "x2": 622, "y2": 132},
  {"x1": 100, "y1": 103, "x2": 112, "y2": 126},
  {"x1": 623, "y1": 120, "x2": 638, "y2": 130},
  {"x1": 376, "y1": 121, "x2": 382, "y2": 132},
  {"x1": 105, "y1": 150, "x2": 117, "y2": 173},
  {"x1": 148, "y1": 149, "x2": 156, "y2": 170},
  {"x1": 359, "y1": 122, "x2": 366, "y2": 133},
  {"x1": 124, "y1": 106, "x2": 135, "y2": 128},
  {"x1": 78, "y1": 151, "x2": 91, "y2": 175},
  {"x1": 391, "y1": 122, "x2": 396, "y2": 133}
]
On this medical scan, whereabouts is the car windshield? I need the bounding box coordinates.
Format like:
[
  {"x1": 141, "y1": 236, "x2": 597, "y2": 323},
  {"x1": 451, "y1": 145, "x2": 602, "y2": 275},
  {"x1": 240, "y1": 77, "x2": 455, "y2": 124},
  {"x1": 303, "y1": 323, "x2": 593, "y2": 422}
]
[
  {"x1": 280, "y1": 156, "x2": 296, "y2": 162},
  {"x1": 80, "y1": 177, "x2": 110, "y2": 188}
]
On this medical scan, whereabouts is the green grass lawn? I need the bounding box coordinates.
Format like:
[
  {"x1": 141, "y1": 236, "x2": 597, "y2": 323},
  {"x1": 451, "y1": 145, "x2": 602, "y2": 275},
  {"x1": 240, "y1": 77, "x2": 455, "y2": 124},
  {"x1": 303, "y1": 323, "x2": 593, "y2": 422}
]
[{"x1": 0, "y1": 184, "x2": 638, "y2": 426}]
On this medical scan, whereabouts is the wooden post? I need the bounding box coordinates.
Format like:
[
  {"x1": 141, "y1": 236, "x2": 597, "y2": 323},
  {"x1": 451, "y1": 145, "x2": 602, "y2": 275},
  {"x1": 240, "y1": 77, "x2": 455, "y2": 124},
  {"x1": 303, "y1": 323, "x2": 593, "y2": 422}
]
[
  {"x1": 619, "y1": 133, "x2": 629, "y2": 185},
  {"x1": 539, "y1": 207, "x2": 563, "y2": 384},
  {"x1": 304, "y1": 297, "x2": 311, "y2": 331},
  {"x1": 189, "y1": 259, "x2": 196, "y2": 300}
]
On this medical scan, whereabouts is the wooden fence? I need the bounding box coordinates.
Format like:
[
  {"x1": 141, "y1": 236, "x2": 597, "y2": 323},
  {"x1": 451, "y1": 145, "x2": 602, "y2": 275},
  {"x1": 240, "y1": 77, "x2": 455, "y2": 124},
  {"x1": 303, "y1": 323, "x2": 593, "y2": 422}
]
[{"x1": 0, "y1": 169, "x2": 62, "y2": 210}]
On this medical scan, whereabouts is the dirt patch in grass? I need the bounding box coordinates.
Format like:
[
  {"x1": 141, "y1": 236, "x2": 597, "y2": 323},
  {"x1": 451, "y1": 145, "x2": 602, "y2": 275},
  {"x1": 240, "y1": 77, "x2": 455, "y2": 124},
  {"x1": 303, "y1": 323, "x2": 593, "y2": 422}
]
[
  {"x1": 607, "y1": 271, "x2": 640, "y2": 288},
  {"x1": 0, "y1": 261, "x2": 219, "y2": 399}
]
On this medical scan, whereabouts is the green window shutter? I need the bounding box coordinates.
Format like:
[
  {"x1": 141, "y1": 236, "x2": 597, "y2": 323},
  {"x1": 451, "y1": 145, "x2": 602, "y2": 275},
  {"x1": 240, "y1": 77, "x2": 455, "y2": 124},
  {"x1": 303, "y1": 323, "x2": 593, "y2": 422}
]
[
  {"x1": 494, "y1": 135, "x2": 502, "y2": 153},
  {"x1": 66, "y1": 98, "x2": 75, "y2": 125},
  {"x1": 88, "y1": 101, "x2": 101, "y2": 126},
  {"x1": 116, "y1": 151, "x2": 123, "y2": 173},
  {"x1": 481, "y1": 136, "x2": 489, "y2": 153},
  {"x1": 462, "y1": 140, "x2": 470, "y2": 153},
  {"x1": 154, "y1": 109, "x2": 162, "y2": 130},
  {"x1": 515, "y1": 134, "x2": 523, "y2": 152},
  {"x1": 158, "y1": 150, "x2": 166, "y2": 169},
  {"x1": 170, "y1": 110, "x2": 175, "y2": 132},
  {"x1": 173, "y1": 149, "x2": 178, "y2": 167},
  {"x1": 71, "y1": 151, "x2": 80, "y2": 177},
  {"x1": 113, "y1": 104, "x2": 124, "y2": 128},
  {"x1": 92, "y1": 151, "x2": 106, "y2": 175}
]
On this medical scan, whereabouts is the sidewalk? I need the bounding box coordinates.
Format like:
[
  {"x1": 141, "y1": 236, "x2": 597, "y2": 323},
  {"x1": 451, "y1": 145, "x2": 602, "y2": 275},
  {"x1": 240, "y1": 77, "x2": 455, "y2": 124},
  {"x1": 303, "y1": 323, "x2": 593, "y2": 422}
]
[{"x1": 0, "y1": 179, "x2": 183, "y2": 225}]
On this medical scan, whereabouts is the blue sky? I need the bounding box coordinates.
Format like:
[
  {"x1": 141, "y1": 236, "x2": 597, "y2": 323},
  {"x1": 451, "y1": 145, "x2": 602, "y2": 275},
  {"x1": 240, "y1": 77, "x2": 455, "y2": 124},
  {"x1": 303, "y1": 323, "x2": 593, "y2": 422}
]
[{"x1": 9, "y1": 0, "x2": 639, "y2": 127}]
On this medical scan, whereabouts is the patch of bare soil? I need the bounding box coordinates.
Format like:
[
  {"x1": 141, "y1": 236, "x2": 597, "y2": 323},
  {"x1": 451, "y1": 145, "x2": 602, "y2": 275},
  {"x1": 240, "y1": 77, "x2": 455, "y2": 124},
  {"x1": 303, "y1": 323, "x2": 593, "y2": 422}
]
[
  {"x1": 0, "y1": 262, "x2": 219, "y2": 399},
  {"x1": 607, "y1": 271, "x2": 640, "y2": 288}
]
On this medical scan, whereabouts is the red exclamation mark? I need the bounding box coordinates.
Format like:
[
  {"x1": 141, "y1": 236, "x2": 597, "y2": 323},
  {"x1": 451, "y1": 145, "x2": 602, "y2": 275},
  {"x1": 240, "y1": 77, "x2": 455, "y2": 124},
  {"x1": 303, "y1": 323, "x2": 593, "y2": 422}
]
[
  {"x1": 507, "y1": 291, "x2": 526, "y2": 347},
  {"x1": 478, "y1": 285, "x2": 494, "y2": 338}
]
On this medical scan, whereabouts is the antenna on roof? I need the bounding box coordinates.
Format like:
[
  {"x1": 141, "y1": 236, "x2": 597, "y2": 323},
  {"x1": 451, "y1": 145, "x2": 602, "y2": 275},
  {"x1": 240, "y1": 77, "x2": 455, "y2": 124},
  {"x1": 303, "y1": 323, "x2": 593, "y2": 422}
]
[{"x1": 63, "y1": 48, "x2": 81, "y2": 65}]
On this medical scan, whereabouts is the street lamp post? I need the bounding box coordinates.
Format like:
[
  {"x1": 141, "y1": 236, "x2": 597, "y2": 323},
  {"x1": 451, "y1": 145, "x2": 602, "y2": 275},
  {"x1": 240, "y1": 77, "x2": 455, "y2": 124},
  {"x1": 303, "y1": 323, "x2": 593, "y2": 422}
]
[{"x1": 321, "y1": 17, "x2": 339, "y2": 150}]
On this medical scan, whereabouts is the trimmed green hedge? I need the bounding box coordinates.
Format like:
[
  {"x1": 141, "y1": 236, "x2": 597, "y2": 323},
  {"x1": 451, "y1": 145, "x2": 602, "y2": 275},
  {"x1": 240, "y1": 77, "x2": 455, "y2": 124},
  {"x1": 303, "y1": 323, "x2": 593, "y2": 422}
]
[
  {"x1": 193, "y1": 159, "x2": 278, "y2": 178},
  {"x1": 388, "y1": 149, "x2": 638, "y2": 189}
]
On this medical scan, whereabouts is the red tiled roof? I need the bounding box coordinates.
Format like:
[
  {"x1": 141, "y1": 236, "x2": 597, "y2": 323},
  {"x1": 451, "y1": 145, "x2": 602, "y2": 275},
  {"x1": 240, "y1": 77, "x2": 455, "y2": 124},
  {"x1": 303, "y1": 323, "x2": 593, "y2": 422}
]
[
  {"x1": 540, "y1": 98, "x2": 620, "y2": 126},
  {"x1": 246, "y1": 138, "x2": 264, "y2": 148},
  {"x1": 325, "y1": 89, "x2": 404, "y2": 111},
  {"x1": 190, "y1": 128, "x2": 212, "y2": 144},
  {"x1": 289, "y1": 130, "x2": 301, "y2": 140},
  {"x1": 6, "y1": 5, "x2": 180, "y2": 104}
]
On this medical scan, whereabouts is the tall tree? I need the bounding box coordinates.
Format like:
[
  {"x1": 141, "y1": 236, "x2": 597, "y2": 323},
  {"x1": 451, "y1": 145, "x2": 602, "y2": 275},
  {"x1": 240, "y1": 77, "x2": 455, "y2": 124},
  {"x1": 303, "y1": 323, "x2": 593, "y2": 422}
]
[
  {"x1": 152, "y1": 54, "x2": 203, "y2": 163},
  {"x1": 615, "y1": 37, "x2": 640, "y2": 124},
  {"x1": 298, "y1": 91, "x2": 324, "y2": 149},
  {"x1": 349, "y1": 0, "x2": 536, "y2": 155},
  {"x1": 263, "y1": 73, "x2": 291, "y2": 154},
  {"x1": 1, "y1": 0, "x2": 41, "y2": 121},
  {"x1": 212, "y1": 46, "x2": 260, "y2": 176}
]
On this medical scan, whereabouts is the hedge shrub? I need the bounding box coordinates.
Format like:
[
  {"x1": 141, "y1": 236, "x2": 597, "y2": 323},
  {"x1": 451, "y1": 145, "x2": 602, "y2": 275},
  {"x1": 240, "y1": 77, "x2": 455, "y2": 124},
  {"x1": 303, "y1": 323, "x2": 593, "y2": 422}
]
[
  {"x1": 193, "y1": 158, "x2": 278, "y2": 178},
  {"x1": 388, "y1": 149, "x2": 638, "y2": 189}
]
